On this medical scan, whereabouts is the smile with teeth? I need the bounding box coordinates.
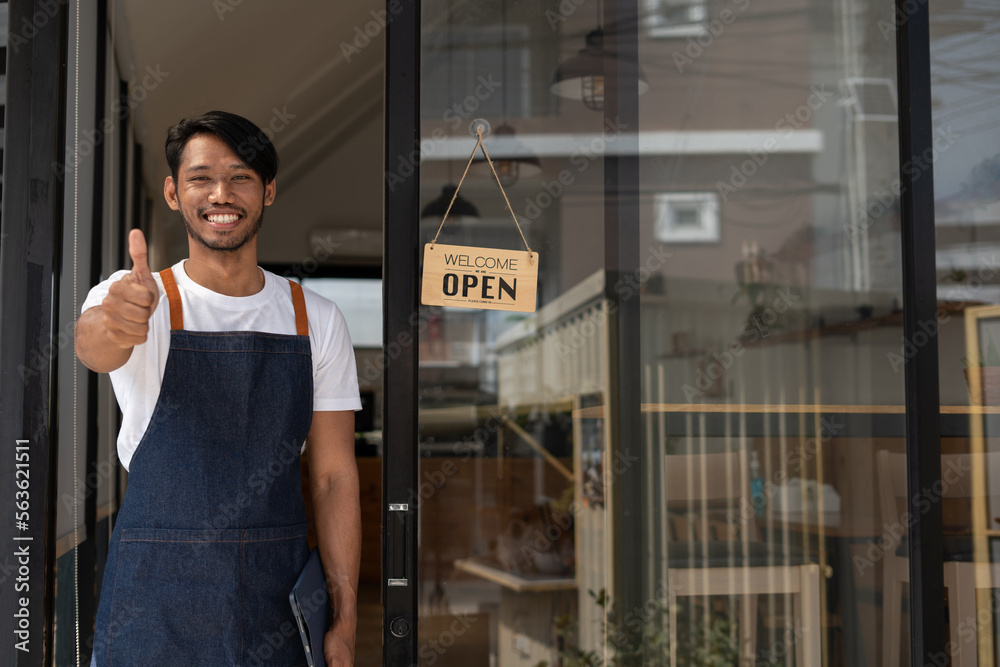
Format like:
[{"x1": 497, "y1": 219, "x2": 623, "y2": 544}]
[{"x1": 205, "y1": 212, "x2": 241, "y2": 226}]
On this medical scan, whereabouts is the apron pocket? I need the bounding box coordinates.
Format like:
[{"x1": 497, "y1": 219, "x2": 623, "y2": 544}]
[{"x1": 106, "y1": 528, "x2": 244, "y2": 666}]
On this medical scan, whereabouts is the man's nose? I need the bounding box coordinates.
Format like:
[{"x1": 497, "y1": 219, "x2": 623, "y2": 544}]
[{"x1": 208, "y1": 180, "x2": 234, "y2": 204}]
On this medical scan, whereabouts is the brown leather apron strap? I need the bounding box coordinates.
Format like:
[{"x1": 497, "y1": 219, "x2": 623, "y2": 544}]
[
  {"x1": 288, "y1": 280, "x2": 309, "y2": 337},
  {"x1": 159, "y1": 268, "x2": 184, "y2": 331}
]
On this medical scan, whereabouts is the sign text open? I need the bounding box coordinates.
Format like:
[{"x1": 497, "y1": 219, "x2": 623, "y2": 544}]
[{"x1": 421, "y1": 244, "x2": 538, "y2": 312}]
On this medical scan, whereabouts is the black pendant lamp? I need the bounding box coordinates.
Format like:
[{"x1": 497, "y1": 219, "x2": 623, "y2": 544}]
[
  {"x1": 488, "y1": 123, "x2": 542, "y2": 188},
  {"x1": 550, "y1": 4, "x2": 649, "y2": 111},
  {"x1": 421, "y1": 185, "x2": 480, "y2": 220}
]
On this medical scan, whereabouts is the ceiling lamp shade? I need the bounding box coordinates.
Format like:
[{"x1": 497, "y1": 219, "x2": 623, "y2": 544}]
[
  {"x1": 421, "y1": 184, "x2": 480, "y2": 220},
  {"x1": 472, "y1": 123, "x2": 542, "y2": 187},
  {"x1": 550, "y1": 29, "x2": 650, "y2": 111}
]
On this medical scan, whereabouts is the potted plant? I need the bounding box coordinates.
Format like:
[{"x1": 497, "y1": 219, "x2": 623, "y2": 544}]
[{"x1": 535, "y1": 589, "x2": 781, "y2": 667}]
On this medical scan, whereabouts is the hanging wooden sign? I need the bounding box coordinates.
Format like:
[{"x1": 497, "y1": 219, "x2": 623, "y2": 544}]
[
  {"x1": 420, "y1": 120, "x2": 539, "y2": 313},
  {"x1": 422, "y1": 243, "x2": 538, "y2": 312}
]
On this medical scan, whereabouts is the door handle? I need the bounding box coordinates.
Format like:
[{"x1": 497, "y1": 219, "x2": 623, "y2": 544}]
[{"x1": 387, "y1": 503, "x2": 411, "y2": 587}]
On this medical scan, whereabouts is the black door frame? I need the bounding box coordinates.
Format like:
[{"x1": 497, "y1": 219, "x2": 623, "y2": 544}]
[
  {"x1": 895, "y1": 0, "x2": 945, "y2": 662},
  {"x1": 382, "y1": 0, "x2": 421, "y2": 663}
]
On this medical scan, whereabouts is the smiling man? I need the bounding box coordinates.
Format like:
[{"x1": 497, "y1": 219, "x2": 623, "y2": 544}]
[{"x1": 75, "y1": 111, "x2": 362, "y2": 667}]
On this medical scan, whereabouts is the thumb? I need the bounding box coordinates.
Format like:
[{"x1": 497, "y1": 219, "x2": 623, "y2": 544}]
[{"x1": 128, "y1": 229, "x2": 151, "y2": 278}]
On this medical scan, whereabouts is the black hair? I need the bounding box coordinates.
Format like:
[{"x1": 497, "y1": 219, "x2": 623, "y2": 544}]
[{"x1": 165, "y1": 110, "x2": 278, "y2": 185}]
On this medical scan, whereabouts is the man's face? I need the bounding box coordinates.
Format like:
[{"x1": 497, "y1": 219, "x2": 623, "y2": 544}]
[{"x1": 163, "y1": 133, "x2": 276, "y2": 253}]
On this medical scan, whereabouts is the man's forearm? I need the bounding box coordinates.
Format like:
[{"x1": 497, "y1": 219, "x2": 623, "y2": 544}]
[
  {"x1": 311, "y1": 467, "x2": 361, "y2": 633},
  {"x1": 75, "y1": 306, "x2": 133, "y2": 373}
]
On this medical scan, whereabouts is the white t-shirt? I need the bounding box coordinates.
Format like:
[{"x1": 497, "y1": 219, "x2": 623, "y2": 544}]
[{"x1": 81, "y1": 260, "x2": 362, "y2": 471}]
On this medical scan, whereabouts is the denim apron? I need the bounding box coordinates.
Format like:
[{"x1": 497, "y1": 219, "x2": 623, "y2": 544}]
[{"x1": 92, "y1": 268, "x2": 313, "y2": 666}]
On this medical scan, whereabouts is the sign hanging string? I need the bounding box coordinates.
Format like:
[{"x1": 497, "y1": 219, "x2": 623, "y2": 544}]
[{"x1": 429, "y1": 126, "x2": 533, "y2": 258}]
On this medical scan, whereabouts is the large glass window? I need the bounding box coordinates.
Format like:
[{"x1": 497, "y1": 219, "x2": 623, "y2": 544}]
[
  {"x1": 639, "y1": 1, "x2": 905, "y2": 665},
  {"x1": 416, "y1": 0, "x2": 908, "y2": 665},
  {"x1": 930, "y1": 3, "x2": 1000, "y2": 666}
]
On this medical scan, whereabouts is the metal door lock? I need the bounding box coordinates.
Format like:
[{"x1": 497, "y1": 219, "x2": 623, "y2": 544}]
[{"x1": 390, "y1": 617, "x2": 410, "y2": 638}]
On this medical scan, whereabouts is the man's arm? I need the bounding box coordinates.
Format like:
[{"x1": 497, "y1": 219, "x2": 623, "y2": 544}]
[
  {"x1": 75, "y1": 229, "x2": 159, "y2": 373},
  {"x1": 307, "y1": 410, "x2": 360, "y2": 667}
]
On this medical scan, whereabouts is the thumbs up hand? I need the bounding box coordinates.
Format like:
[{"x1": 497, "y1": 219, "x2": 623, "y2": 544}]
[{"x1": 101, "y1": 229, "x2": 160, "y2": 349}]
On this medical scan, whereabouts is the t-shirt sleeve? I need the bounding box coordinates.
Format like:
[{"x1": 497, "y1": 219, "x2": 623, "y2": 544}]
[
  {"x1": 313, "y1": 301, "x2": 362, "y2": 412},
  {"x1": 81, "y1": 270, "x2": 131, "y2": 313}
]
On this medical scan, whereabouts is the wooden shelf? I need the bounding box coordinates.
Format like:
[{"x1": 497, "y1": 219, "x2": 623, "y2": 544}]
[
  {"x1": 740, "y1": 300, "x2": 971, "y2": 347},
  {"x1": 453, "y1": 558, "x2": 576, "y2": 593},
  {"x1": 574, "y1": 403, "x2": 1000, "y2": 418}
]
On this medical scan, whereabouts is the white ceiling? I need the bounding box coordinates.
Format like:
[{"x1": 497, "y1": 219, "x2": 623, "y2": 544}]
[{"x1": 115, "y1": 0, "x2": 386, "y2": 262}]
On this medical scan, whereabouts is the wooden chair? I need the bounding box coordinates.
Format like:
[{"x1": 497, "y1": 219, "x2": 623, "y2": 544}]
[
  {"x1": 877, "y1": 450, "x2": 1000, "y2": 667},
  {"x1": 663, "y1": 452, "x2": 822, "y2": 667}
]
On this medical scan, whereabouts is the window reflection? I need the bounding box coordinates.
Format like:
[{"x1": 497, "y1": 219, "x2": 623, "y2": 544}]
[
  {"x1": 931, "y1": 2, "x2": 1000, "y2": 665},
  {"x1": 412, "y1": 0, "x2": 949, "y2": 664}
]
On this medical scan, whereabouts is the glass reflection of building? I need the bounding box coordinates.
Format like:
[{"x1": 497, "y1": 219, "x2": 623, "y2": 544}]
[{"x1": 413, "y1": 1, "x2": 1000, "y2": 666}]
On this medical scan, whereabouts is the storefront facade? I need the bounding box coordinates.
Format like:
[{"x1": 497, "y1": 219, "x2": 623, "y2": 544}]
[{"x1": 2, "y1": 0, "x2": 999, "y2": 665}]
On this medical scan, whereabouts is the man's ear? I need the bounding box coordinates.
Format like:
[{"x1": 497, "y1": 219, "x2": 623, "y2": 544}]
[
  {"x1": 164, "y1": 176, "x2": 180, "y2": 210},
  {"x1": 264, "y1": 178, "x2": 276, "y2": 206}
]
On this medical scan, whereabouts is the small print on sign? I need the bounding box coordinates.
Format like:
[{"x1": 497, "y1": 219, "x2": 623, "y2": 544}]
[{"x1": 422, "y1": 244, "x2": 538, "y2": 312}]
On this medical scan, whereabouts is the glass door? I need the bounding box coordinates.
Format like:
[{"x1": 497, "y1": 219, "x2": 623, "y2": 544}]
[
  {"x1": 930, "y1": 3, "x2": 1000, "y2": 665},
  {"x1": 383, "y1": 0, "x2": 941, "y2": 665}
]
